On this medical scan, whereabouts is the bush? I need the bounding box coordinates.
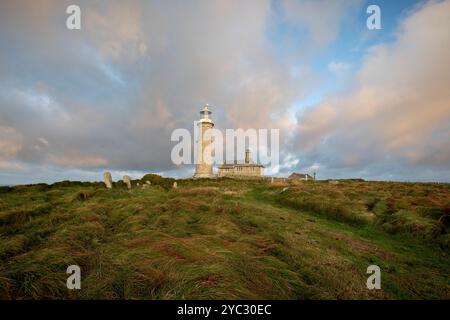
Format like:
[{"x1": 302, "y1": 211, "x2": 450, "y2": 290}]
[
  {"x1": 114, "y1": 181, "x2": 127, "y2": 189},
  {"x1": 0, "y1": 186, "x2": 13, "y2": 194},
  {"x1": 51, "y1": 181, "x2": 104, "y2": 188},
  {"x1": 140, "y1": 174, "x2": 175, "y2": 190}
]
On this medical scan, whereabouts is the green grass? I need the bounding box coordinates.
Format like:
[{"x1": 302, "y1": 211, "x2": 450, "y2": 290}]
[{"x1": 0, "y1": 178, "x2": 448, "y2": 299}]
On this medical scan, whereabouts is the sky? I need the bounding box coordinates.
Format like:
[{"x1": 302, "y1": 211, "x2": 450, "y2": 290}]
[{"x1": 1, "y1": 0, "x2": 450, "y2": 184}]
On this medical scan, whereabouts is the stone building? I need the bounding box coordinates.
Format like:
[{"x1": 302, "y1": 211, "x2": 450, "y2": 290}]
[
  {"x1": 218, "y1": 149, "x2": 264, "y2": 178},
  {"x1": 193, "y1": 105, "x2": 215, "y2": 178},
  {"x1": 288, "y1": 172, "x2": 315, "y2": 181}
]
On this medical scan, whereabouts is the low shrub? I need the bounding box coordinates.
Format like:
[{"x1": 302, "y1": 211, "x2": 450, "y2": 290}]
[{"x1": 140, "y1": 174, "x2": 175, "y2": 190}]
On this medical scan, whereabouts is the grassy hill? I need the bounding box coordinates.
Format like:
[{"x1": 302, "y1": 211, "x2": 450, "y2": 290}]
[{"x1": 0, "y1": 177, "x2": 449, "y2": 299}]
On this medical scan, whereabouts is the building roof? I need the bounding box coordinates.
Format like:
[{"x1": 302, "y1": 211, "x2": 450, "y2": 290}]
[
  {"x1": 218, "y1": 162, "x2": 264, "y2": 169},
  {"x1": 288, "y1": 172, "x2": 313, "y2": 179}
]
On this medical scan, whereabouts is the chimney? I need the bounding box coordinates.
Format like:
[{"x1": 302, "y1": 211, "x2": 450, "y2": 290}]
[
  {"x1": 313, "y1": 172, "x2": 316, "y2": 180},
  {"x1": 245, "y1": 149, "x2": 250, "y2": 164}
]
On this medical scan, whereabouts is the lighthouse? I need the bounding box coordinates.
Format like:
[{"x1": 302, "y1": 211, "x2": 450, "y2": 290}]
[{"x1": 193, "y1": 104, "x2": 215, "y2": 178}]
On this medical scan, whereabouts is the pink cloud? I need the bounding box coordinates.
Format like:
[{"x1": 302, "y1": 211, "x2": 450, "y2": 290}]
[{"x1": 295, "y1": 0, "x2": 450, "y2": 168}]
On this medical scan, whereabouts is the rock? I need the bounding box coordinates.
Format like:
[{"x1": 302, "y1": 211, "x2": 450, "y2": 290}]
[
  {"x1": 271, "y1": 177, "x2": 274, "y2": 184},
  {"x1": 137, "y1": 182, "x2": 140, "y2": 186},
  {"x1": 123, "y1": 175, "x2": 131, "y2": 191},
  {"x1": 281, "y1": 187, "x2": 289, "y2": 192},
  {"x1": 329, "y1": 180, "x2": 339, "y2": 185},
  {"x1": 142, "y1": 184, "x2": 149, "y2": 189},
  {"x1": 145, "y1": 181, "x2": 151, "y2": 185},
  {"x1": 103, "y1": 172, "x2": 113, "y2": 189},
  {"x1": 173, "y1": 181, "x2": 178, "y2": 189}
]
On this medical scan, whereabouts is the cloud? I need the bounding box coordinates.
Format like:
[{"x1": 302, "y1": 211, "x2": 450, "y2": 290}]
[
  {"x1": 293, "y1": 0, "x2": 450, "y2": 180},
  {"x1": 281, "y1": 0, "x2": 362, "y2": 51},
  {"x1": 0, "y1": 126, "x2": 24, "y2": 171},
  {"x1": 84, "y1": 1, "x2": 148, "y2": 62},
  {"x1": 48, "y1": 153, "x2": 108, "y2": 167},
  {"x1": 0, "y1": 126, "x2": 23, "y2": 158},
  {"x1": 328, "y1": 61, "x2": 350, "y2": 73},
  {"x1": 1, "y1": 0, "x2": 305, "y2": 182}
]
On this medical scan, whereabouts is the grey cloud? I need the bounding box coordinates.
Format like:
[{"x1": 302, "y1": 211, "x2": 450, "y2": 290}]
[{"x1": 2, "y1": 0, "x2": 309, "y2": 182}]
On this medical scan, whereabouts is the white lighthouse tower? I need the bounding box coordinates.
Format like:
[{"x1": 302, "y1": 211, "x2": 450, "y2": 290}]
[{"x1": 193, "y1": 104, "x2": 215, "y2": 178}]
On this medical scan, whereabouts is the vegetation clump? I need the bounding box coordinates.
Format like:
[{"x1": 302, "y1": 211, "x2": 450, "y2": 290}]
[{"x1": 140, "y1": 174, "x2": 175, "y2": 190}]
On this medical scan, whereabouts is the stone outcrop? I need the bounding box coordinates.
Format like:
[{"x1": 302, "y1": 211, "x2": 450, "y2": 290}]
[
  {"x1": 123, "y1": 175, "x2": 131, "y2": 190},
  {"x1": 103, "y1": 172, "x2": 113, "y2": 189}
]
